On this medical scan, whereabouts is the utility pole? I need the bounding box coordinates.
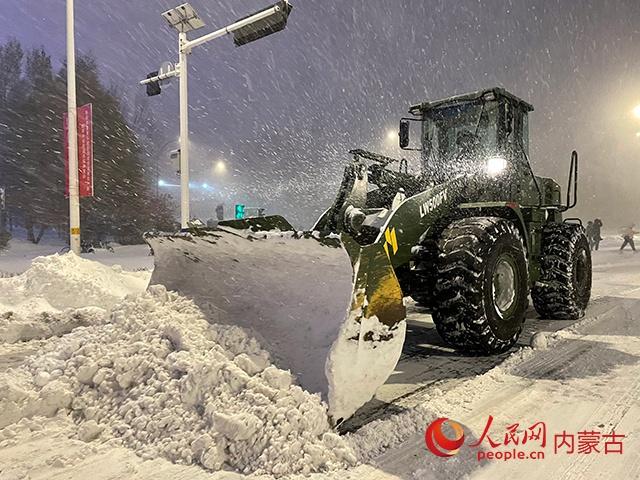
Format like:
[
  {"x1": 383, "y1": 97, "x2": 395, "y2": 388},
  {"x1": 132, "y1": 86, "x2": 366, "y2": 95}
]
[
  {"x1": 66, "y1": 0, "x2": 81, "y2": 253},
  {"x1": 178, "y1": 31, "x2": 190, "y2": 229},
  {"x1": 0, "y1": 187, "x2": 6, "y2": 240},
  {"x1": 140, "y1": 1, "x2": 292, "y2": 230}
]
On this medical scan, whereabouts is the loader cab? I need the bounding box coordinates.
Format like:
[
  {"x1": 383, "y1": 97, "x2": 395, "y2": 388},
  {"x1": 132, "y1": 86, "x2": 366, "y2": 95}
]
[{"x1": 401, "y1": 88, "x2": 533, "y2": 186}]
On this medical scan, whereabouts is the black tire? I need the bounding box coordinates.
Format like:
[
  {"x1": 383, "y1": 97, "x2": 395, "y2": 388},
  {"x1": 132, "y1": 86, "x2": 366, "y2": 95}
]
[
  {"x1": 432, "y1": 217, "x2": 529, "y2": 354},
  {"x1": 531, "y1": 223, "x2": 592, "y2": 319}
]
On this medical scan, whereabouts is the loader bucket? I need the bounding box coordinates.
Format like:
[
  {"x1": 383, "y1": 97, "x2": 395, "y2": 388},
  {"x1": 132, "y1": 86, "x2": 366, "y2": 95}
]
[{"x1": 145, "y1": 219, "x2": 406, "y2": 423}]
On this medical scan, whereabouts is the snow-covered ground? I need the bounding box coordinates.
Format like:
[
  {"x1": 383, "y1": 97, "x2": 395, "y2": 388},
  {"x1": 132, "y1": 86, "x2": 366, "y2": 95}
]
[
  {"x1": 0, "y1": 233, "x2": 153, "y2": 275},
  {"x1": 0, "y1": 236, "x2": 639, "y2": 479}
]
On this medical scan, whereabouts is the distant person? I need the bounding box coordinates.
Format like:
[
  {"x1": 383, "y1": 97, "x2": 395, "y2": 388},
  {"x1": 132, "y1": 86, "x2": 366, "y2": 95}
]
[
  {"x1": 592, "y1": 218, "x2": 603, "y2": 251},
  {"x1": 586, "y1": 221, "x2": 595, "y2": 250},
  {"x1": 619, "y1": 224, "x2": 638, "y2": 253}
]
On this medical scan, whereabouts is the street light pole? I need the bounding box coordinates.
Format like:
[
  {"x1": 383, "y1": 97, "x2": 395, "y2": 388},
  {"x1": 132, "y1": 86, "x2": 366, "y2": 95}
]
[
  {"x1": 66, "y1": 0, "x2": 81, "y2": 254},
  {"x1": 140, "y1": 1, "x2": 292, "y2": 231},
  {"x1": 155, "y1": 140, "x2": 171, "y2": 197},
  {"x1": 178, "y1": 32, "x2": 190, "y2": 229}
]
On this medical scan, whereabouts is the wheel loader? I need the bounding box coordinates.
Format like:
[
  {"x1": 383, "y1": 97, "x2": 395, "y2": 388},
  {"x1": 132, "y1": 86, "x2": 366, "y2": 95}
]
[{"x1": 146, "y1": 87, "x2": 592, "y2": 424}]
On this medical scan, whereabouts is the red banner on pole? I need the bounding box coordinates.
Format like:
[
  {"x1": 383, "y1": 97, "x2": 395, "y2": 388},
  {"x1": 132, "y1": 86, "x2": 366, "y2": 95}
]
[
  {"x1": 64, "y1": 103, "x2": 94, "y2": 197},
  {"x1": 77, "y1": 104, "x2": 93, "y2": 197}
]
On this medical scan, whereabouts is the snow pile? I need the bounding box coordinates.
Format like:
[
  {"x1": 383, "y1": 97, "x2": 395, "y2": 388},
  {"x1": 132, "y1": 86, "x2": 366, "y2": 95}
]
[
  {"x1": 0, "y1": 412, "x2": 98, "y2": 474},
  {"x1": 530, "y1": 331, "x2": 549, "y2": 349},
  {"x1": 347, "y1": 405, "x2": 433, "y2": 462},
  {"x1": 0, "y1": 307, "x2": 105, "y2": 344},
  {"x1": 0, "y1": 253, "x2": 149, "y2": 343},
  {"x1": 0, "y1": 252, "x2": 150, "y2": 312},
  {"x1": 1, "y1": 285, "x2": 356, "y2": 477}
]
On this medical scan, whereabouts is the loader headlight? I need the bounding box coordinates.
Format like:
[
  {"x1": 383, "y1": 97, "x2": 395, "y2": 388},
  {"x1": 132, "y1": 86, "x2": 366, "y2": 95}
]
[{"x1": 486, "y1": 156, "x2": 507, "y2": 177}]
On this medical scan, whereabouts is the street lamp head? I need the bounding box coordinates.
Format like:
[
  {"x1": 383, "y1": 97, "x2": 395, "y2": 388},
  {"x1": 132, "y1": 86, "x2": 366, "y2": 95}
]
[
  {"x1": 233, "y1": 1, "x2": 293, "y2": 47},
  {"x1": 162, "y1": 3, "x2": 205, "y2": 33},
  {"x1": 214, "y1": 160, "x2": 227, "y2": 175}
]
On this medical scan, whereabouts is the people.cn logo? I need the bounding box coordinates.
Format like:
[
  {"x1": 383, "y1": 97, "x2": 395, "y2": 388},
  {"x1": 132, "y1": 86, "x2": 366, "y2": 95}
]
[{"x1": 425, "y1": 417, "x2": 465, "y2": 457}]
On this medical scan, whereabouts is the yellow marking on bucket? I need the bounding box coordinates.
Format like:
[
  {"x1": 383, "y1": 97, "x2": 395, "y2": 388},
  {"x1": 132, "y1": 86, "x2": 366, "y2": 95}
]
[{"x1": 384, "y1": 227, "x2": 398, "y2": 257}]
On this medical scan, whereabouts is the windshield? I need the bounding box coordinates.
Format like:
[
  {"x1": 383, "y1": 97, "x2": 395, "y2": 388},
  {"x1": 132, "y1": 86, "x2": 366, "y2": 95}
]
[{"x1": 422, "y1": 100, "x2": 500, "y2": 176}]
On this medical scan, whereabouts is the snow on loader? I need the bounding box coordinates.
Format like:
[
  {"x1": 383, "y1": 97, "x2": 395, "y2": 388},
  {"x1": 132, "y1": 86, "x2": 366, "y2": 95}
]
[{"x1": 146, "y1": 87, "x2": 592, "y2": 424}]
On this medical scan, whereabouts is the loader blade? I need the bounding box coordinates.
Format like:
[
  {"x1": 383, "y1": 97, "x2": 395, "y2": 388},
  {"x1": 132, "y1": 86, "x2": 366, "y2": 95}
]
[{"x1": 145, "y1": 224, "x2": 406, "y2": 423}]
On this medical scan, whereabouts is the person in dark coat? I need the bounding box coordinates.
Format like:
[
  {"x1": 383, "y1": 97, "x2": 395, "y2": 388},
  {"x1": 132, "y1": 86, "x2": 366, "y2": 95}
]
[
  {"x1": 620, "y1": 224, "x2": 638, "y2": 252},
  {"x1": 586, "y1": 221, "x2": 595, "y2": 250},
  {"x1": 592, "y1": 218, "x2": 603, "y2": 251}
]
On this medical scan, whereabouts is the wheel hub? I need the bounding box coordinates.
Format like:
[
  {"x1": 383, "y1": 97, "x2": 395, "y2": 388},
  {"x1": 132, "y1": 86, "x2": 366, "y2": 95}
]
[{"x1": 492, "y1": 256, "x2": 516, "y2": 315}]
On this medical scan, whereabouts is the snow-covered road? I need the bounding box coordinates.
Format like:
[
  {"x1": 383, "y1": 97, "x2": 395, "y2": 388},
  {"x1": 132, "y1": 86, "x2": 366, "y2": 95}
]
[{"x1": 0, "y1": 237, "x2": 638, "y2": 479}]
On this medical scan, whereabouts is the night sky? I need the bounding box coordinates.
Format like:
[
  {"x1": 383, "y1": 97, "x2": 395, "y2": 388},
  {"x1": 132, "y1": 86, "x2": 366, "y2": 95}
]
[{"x1": 2, "y1": 0, "x2": 640, "y2": 227}]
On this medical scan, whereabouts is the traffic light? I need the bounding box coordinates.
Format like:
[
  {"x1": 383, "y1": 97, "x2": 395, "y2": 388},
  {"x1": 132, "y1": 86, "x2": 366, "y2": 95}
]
[
  {"x1": 146, "y1": 71, "x2": 161, "y2": 97},
  {"x1": 235, "y1": 204, "x2": 245, "y2": 219},
  {"x1": 215, "y1": 204, "x2": 224, "y2": 221}
]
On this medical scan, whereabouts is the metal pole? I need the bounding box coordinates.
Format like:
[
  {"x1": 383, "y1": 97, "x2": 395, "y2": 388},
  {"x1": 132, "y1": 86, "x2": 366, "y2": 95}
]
[
  {"x1": 179, "y1": 32, "x2": 190, "y2": 229},
  {"x1": 0, "y1": 187, "x2": 6, "y2": 236},
  {"x1": 66, "y1": 0, "x2": 81, "y2": 253}
]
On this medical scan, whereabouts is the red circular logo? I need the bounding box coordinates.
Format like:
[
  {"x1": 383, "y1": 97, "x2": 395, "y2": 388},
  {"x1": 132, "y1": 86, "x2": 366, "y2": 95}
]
[{"x1": 425, "y1": 417, "x2": 465, "y2": 457}]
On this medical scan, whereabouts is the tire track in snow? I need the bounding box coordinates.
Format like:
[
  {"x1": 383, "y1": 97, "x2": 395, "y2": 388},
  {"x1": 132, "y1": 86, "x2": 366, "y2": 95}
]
[{"x1": 559, "y1": 375, "x2": 640, "y2": 479}]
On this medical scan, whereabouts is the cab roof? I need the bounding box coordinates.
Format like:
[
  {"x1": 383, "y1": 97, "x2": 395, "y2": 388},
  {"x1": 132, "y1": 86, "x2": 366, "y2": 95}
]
[{"x1": 409, "y1": 87, "x2": 534, "y2": 115}]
